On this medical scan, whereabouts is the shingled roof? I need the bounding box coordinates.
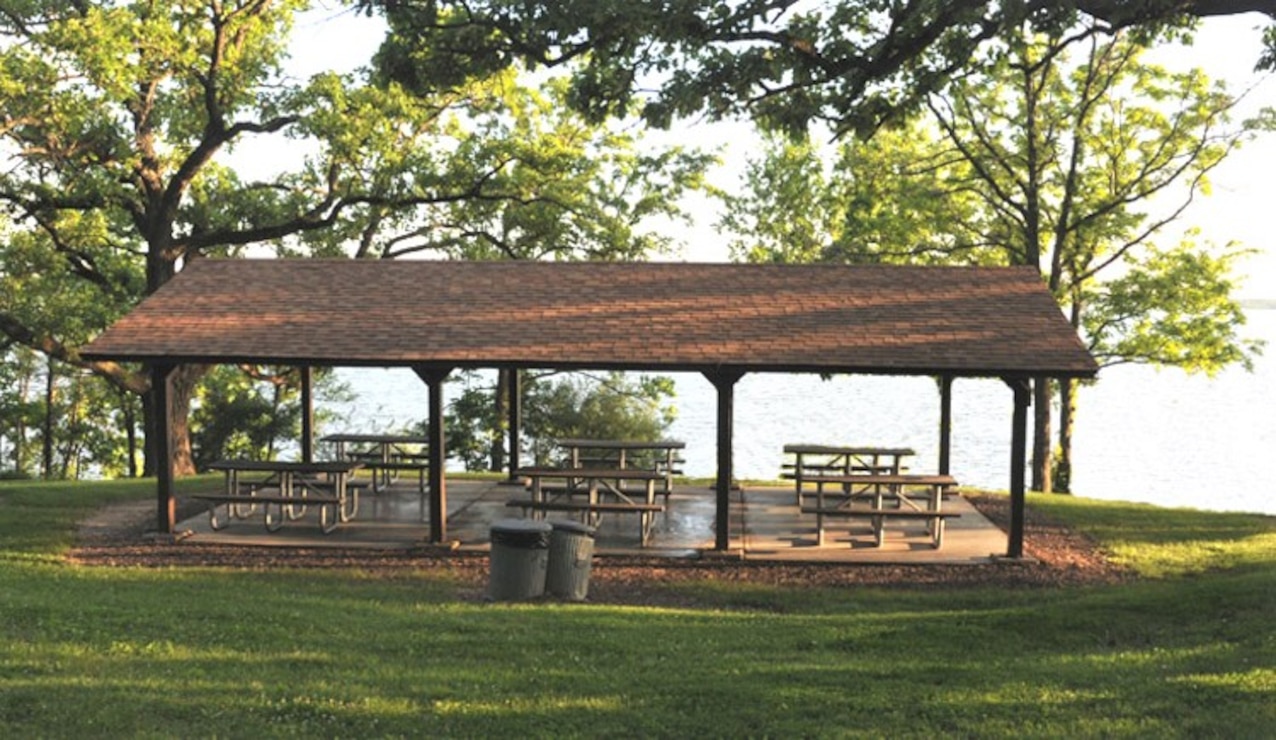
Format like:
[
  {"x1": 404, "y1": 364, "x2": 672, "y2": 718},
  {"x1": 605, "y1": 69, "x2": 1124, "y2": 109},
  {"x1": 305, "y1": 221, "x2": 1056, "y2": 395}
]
[{"x1": 81, "y1": 258, "x2": 1097, "y2": 378}]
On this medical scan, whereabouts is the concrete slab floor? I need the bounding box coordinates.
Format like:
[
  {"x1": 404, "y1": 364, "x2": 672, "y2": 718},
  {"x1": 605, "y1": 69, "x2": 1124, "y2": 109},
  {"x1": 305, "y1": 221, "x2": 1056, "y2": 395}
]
[{"x1": 178, "y1": 479, "x2": 1009, "y2": 564}]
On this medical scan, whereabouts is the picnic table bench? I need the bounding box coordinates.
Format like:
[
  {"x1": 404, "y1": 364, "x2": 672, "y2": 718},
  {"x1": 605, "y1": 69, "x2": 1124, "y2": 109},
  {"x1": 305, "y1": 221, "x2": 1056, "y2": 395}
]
[
  {"x1": 321, "y1": 433, "x2": 429, "y2": 520},
  {"x1": 782, "y1": 444, "x2": 915, "y2": 506},
  {"x1": 509, "y1": 467, "x2": 667, "y2": 546},
  {"x1": 199, "y1": 460, "x2": 364, "y2": 534},
  {"x1": 556, "y1": 438, "x2": 685, "y2": 504},
  {"x1": 798, "y1": 473, "x2": 959, "y2": 548}
]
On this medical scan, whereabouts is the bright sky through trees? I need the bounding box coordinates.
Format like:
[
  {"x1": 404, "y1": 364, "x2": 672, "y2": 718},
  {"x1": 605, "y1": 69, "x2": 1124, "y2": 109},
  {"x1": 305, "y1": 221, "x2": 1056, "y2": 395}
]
[{"x1": 277, "y1": 4, "x2": 1275, "y2": 298}]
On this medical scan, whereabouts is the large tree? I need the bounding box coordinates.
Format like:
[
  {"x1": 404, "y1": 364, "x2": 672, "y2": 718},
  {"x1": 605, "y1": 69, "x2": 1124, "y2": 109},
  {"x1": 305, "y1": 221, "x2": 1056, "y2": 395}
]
[
  {"x1": 716, "y1": 122, "x2": 997, "y2": 266},
  {"x1": 0, "y1": 1, "x2": 710, "y2": 477},
  {"x1": 297, "y1": 70, "x2": 713, "y2": 473},
  {"x1": 282, "y1": 70, "x2": 714, "y2": 262},
  {"x1": 928, "y1": 25, "x2": 1264, "y2": 492},
  {"x1": 720, "y1": 25, "x2": 1265, "y2": 492},
  {"x1": 362, "y1": 1, "x2": 1276, "y2": 138}
]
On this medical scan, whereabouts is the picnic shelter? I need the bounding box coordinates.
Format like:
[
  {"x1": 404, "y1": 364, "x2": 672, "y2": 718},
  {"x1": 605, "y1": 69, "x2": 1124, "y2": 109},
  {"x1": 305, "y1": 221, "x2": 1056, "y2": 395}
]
[{"x1": 80, "y1": 258, "x2": 1099, "y2": 557}]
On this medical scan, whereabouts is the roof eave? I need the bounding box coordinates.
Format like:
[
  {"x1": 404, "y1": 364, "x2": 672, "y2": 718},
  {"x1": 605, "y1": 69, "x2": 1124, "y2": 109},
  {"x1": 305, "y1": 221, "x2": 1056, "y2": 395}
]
[{"x1": 78, "y1": 349, "x2": 1099, "y2": 380}]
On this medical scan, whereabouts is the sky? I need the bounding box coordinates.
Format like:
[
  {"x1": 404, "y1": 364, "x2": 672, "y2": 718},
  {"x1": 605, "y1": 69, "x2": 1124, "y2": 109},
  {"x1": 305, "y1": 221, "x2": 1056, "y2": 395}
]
[{"x1": 282, "y1": 4, "x2": 1276, "y2": 298}]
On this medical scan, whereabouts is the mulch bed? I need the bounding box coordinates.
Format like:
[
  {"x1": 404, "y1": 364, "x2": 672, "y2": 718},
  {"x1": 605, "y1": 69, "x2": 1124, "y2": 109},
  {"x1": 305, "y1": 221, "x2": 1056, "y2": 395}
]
[{"x1": 66, "y1": 493, "x2": 1134, "y2": 606}]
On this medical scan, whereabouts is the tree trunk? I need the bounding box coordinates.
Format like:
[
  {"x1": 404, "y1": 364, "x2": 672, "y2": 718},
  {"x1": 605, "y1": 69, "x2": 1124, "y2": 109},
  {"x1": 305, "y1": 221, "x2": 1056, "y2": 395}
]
[
  {"x1": 169, "y1": 365, "x2": 203, "y2": 475},
  {"x1": 1054, "y1": 293, "x2": 1085, "y2": 494},
  {"x1": 124, "y1": 391, "x2": 139, "y2": 478},
  {"x1": 1055, "y1": 376, "x2": 1076, "y2": 493},
  {"x1": 1031, "y1": 376, "x2": 1053, "y2": 493},
  {"x1": 142, "y1": 363, "x2": 205, "y2": 477},
  {"x1": 138, "y1": 235, "x2": 202, "y2": 478},
  {"x1": 490, "y1": 369, "x2": 509, "y2": 473},
  {"x1": 15, "y1": 368, "x2": 29, "y2": 476},
  {"x1": 42, "y1": 357, "x2": 55, "y2": 479},
  {"x1": 59, "y1": 375, "x2": 81, "y2": 479}
]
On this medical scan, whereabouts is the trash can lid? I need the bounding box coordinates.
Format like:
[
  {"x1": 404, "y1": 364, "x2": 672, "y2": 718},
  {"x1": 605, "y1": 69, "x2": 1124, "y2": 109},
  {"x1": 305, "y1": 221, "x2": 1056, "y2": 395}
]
[
  {"x1": 491, "y1": 517, "x2": 552, "y2": 534},
  {"x1": 490, "y1": 517, "x2": 552, "y2": 548},
  {"x1": 549, "y1": 518, "x2": 596, "y2": 537}
]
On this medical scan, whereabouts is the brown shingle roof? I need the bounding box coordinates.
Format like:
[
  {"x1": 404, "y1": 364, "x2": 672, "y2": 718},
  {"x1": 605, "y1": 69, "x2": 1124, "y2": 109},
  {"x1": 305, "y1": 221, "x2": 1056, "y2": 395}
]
[{"x1": 80, "y1": 259, "x2": 1097, "y2": 378}]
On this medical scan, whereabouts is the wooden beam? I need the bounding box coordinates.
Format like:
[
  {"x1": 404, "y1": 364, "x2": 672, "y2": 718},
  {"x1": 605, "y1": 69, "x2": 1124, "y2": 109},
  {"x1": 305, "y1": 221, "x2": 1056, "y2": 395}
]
[
  {"x1": 938, "y1": 374, "x2": 953, "y2": 476},
  {"x1": 151, "y1": 363, "x2": 177, "y2": 534},
  {"x1": 414, "y1": 367, "x2": 452, "y2": 543},
  {"x1": 1004, "y1": 377, "x2": 1032, "y2": 558},
  {"x1": 506, "y1": 368, "x2": 522, "y2": 483},
  {"x1": 299, "y1": 365, "x2": 315, "y2": 464},
  {"x1": 704, "y1": 368, "x2": 745, "y2": 551}
]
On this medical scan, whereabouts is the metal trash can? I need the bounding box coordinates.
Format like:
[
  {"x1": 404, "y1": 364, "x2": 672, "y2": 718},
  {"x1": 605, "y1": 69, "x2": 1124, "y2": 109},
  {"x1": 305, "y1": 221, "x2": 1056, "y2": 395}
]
[
  {"x1": 488, "y1": 518, "x2": 553, "y2": 601},
  {"x1": 546, "y1": 519, "x2": 596, "y2": 601}
]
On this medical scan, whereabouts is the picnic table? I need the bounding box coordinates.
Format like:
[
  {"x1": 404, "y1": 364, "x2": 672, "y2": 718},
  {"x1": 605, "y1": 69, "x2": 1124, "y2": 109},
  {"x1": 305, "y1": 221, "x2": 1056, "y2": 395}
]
[
  {"x1": 507, "y1": 467, "x2": 667, "y2": 546},
  {"x1": 798, "y1": 473, "x2": 960, "y2": 548},
  {"x1": 556, "y1": 438, "x2": 685, "y2": 503},
  {"x1": 782, "y1": 444, "x2": 916, "y2": 505},
  {"x1": 321, "y1": 432, "x2": 429, "y2": 493},
  {"x1": 199, "y1": 460, "x2": 364, "y2": 534}
]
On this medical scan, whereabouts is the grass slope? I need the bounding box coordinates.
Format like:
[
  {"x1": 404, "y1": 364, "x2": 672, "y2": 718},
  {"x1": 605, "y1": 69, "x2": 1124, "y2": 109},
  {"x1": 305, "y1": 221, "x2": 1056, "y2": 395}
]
[{"x1": 1, "y1": 478, "x2": 1272, "y2": 737}]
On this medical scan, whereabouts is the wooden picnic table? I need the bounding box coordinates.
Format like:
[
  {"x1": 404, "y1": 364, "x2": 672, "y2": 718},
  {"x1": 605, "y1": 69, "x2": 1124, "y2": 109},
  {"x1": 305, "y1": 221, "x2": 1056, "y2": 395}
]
[
  {"x1": 798, "y1": 472, "x2": 959, "y2": 548},
  {"x1": 200, "y1": 459, "x2": 364, "y2": 534},
  {"x1": 782, "y1": 444, "x2": 916, "y2": 505},
  {"x1": 508, "y1": 466, "x2": 667, "y2": 546},
  {"x1": 320, "y1": 434, "x2": 429, "y2": 517},
  {"x1": 556, "y1": 438, "x2": 685, "y2": 502}
]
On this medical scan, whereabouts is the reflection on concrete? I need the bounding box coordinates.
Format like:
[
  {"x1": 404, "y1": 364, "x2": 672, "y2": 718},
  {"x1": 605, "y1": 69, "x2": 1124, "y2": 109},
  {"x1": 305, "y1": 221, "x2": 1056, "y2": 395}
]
[{"x1": 179, "y1": 479, "x2": 1008, "y2": 564}]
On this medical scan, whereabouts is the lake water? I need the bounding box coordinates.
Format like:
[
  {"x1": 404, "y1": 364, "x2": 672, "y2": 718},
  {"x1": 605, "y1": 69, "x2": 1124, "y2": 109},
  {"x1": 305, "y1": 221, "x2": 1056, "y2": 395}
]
[{"x1": 331, "y1": 308, "x2": 1276, "y2": 516}]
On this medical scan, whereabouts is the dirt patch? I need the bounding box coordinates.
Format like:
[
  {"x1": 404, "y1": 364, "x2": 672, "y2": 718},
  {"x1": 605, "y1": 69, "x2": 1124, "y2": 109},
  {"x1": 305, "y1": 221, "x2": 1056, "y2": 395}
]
[{"x1": 67, "y1": 493, "x2": 1133, "y2": 605}]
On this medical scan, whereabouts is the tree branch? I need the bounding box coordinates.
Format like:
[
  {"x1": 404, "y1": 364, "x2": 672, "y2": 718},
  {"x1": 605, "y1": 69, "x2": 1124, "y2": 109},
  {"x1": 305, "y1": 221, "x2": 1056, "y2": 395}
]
[
  {"x1": 1076, "y1": 0, "x2": 1276, "y2": 25},
  {"x1": 0, "y1": 311, "x2": 149, "y2": 395}
]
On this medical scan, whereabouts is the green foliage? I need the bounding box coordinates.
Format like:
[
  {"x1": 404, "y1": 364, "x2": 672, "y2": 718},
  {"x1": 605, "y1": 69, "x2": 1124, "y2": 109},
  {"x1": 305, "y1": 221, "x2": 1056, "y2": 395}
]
[
  {"x1": 716, "y1": 136, "x2": 838, "y2": 264},
  {"x1": 1260, "y1": 24, "x2": 1276, "y2": 71},
  {"x1": 719, "y1": 124, "x2": 996, "y2": 265},
  {"x1": 373, "y1": 0, "x2": 1005, "y2": 134},
  {"x1": 719, "y1": 23, "x2": 1266, "y2": 492},
  {"x1": 189, "y1": 366, "x2": 352, "y2": 469},
  {"x1": 41, "y1": 364, "x2": 139, "y2": 479},
  {"x1": 367, "y1": 1, "x2": 1274, "y2": 137},
  {"x1": 1, "y1": 3, "x2": 711, "y2": 479},
  {"x1": 441, "y1": 371, "x2": 504, "y2": 472},
  {"x1": 189, "y1": 366, "x2": 302, "y2": 468},
  {"x1": 294, "y1": 71, "x2": 717, "y2": 261},
  {"x1": 522, "y1": 372, "x2": 676, "y2": 465},
  {"x1": 0, "y1": 0, "x2": 326, "y2": 476},
  {"x1": 0, "y1": 348, "x2": 138, "y2": 479},
  {"x1": 0, "y1": 227, "x2": 142, "y2": 345},
  {"x1": 0, "y1": 346, "x2": 43, "y2": 478},
  {"x1": 442, "y1": 370, "x2": 677, "y2": 470},
  {"x1": 1085, "y1": 244, "x2": 1265, "y2": 373}
]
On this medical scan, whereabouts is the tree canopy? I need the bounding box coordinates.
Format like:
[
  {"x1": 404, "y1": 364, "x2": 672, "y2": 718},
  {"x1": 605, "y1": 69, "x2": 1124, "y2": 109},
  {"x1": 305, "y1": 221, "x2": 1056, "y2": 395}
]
[
  {"x1": 719, "y1": 22, "x2": 1266, "y2": 493},
  {"x1": 362, "y1": 0, "x2": 1276, "y2": 137},
  {"x1": 0, "y1": 1, "x2": 711, "y2": 476}
]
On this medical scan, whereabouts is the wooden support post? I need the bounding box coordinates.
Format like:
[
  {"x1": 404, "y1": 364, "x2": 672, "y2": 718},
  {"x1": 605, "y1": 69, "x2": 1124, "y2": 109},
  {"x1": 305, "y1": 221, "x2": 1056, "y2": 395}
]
[
  {"x1": 414, "y1": 366, "x2": 452, "y2": 543},
  {"x1": 151, "y1": 363, "x2": 177, "y2": 534},
  {"x1": 938, "y1": 374, "x2": 953, "y2": 476},
  {"x1": 300, "y1": 365, "x2": 315, "y2": 464},
  {"x1": 506, "y1": 368, "x2": 522, "y2": 484},
  {"x1": 704, "y1": 368, "x2": 744, "y2": 551},
  {"x1": 1005, "y1": 377, "x2": 1032, "y2": 558}
]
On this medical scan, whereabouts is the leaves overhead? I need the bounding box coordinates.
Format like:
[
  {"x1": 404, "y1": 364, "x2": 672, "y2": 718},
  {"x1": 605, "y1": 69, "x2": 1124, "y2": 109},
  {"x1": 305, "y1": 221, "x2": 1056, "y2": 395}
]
[
  {"x1": 0, "y1": 1, "x2": 713, "y2": 358},
  {"x1": 725, "y1": 22, "x2": 1264, "y2": 375},
  {"x1": 1, "y1": 0, "x2": 714, "y2": 478},
  {"x1": 363, "y1": 0, "x2": 1276, "y2": 138}
]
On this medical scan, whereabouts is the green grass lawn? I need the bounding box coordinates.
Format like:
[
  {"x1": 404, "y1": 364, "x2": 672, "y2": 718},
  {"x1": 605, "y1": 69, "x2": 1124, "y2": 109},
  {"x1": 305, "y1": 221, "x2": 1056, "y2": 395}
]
[{"x1": 2, "y1": 478, "x2": 1273, "y2": 737}]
